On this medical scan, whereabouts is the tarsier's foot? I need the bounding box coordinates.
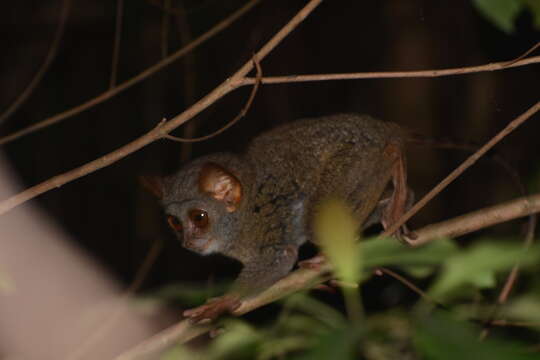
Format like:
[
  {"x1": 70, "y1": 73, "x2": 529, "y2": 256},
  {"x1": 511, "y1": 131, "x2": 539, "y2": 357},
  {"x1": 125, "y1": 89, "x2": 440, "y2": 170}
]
[
  {"x1": 183, "y1": 295, "x2": 241, "y2": 324},
  {"x1": 298, "y1": 254, "x2": 327, "y2": 270}
]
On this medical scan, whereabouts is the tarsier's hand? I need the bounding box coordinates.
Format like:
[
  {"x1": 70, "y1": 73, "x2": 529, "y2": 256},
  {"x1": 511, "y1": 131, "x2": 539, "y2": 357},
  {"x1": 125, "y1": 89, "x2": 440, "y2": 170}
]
[{"x1": 183, "y1": 295, "x2": 242, "y2": 324}]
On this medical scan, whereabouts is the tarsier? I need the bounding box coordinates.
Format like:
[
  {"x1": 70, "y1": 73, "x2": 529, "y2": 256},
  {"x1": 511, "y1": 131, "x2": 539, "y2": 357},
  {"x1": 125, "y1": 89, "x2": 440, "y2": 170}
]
[{"x1": 144, "y1": 113, "x2": 410, "y2": 323}]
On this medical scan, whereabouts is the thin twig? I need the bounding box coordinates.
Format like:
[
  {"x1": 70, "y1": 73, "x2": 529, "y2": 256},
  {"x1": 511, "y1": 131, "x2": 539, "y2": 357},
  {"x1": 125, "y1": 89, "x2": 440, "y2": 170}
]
[
  {"x1": 383, "y1": 100, "x2": 540, "y2": 239},
  {"x1": 0, "y1": 0, "x2": 324, "y2": 215},
  {"x1": 374, "y1": 267, "x2": 441, "y2": 306},
  {"x1": 407, "y1": 194, "x2": 540, "y2": 247},
  {"x1": 2, "y1": 57, "x2": 539, "y2": 147},
  {"x1": 113, "y1": 193, "x2": 540, "y2": 360},
  {"x1": 110, "y1": 0, "x2": 124, "y2": 88},
  {"x1": 238, "y1": 55, "x2": 540, "y2": 85},
  {"x1": 503, "y1": 41, "x2": 540, "y2": 67},
  {"x1": 164, "y1": 55, "x2": 262, "y2": 143},
  {"x1": 0, "y1": 0, "x2": 71, "y2": 125},
  {"x1": 0, "y1": 0, "x2": 263, "y2": 146}
]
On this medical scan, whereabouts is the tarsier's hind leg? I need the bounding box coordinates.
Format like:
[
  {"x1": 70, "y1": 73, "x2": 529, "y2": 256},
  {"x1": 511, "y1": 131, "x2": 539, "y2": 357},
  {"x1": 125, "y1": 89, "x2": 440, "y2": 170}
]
[{"x1": 380, "y1": 142, "x2": 412, "y2": 240}]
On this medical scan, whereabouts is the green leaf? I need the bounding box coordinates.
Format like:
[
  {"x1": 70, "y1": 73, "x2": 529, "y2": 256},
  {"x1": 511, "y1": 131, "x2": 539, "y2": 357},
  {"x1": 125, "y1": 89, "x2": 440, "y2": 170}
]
[
  {"x1": 414, "y1": 311, "x2": 538, "y2": 360},
  {"x1": 505, "y1": 296, "x2": 540, "y2": 324},
  {"x1": 291, "y1": 327, "x2": 357, "y2": 360},
  {"x1": 473, "y1": 0, "x2": 524, "y2": 33},
  {"x1": 205, "y1": 319, "x2": 263, "y2": 360},
  {"x1": 207, "y1": 320, "x2": 262, "y2": 360},
  {"x1": 362, "y1": 236, "x2": 459, "y2": 268},
  {"x1": 257, "y1": 336, "x2": 311, "y2": 360},
  {"x1": 314, "y1": 199, "x2": 361, "y2": 284},
  {"x1": 281, "y1": 293, "x2": 347, "y2": 329},
  {"x1": 429, "y1": 240, "x2": 540, "y2": 299},
  {"x1": 276, "y1": 314, "x2": 331, "y2": 338},
  {"x1": 160, "y1": 345, "x2": 202, "y2": 360},
  {"x1": 140, "y1": 282, "x2": 229, "y2": 306}
]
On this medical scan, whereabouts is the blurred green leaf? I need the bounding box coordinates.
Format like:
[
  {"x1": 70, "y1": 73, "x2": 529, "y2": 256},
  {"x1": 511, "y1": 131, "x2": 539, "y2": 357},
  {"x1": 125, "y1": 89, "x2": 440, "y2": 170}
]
[
  {"x1": 429, "y1": 241, "x2": 540, "y2": 299},
  {"x1": 363, "y1": 236, "x2": 458, "y2": 269},
  {"x1": 414, "y1": 311, "x2": 537, "y2": 360},
  {"x1": 400, "y1": 265, "x2": 437, "y2": 278},
  {"x1": 314, "y1": 199, "x2": 361, "y2": 284},
  {"x1": 160, "y1": 345, "x2": 202, "y2": 360},
  {"x1": 365, "y1": 312, "x2": 415, "y2": 360},
  {"x1": 207, "y1": 320, "x2": 262, "y2": 360},
  {"x1": 275, "y1": 314, "x2": 333, "y2": 337},
  {"x1": 505, "y1": 295, "x2": 540, "y2": 324},
  {"x1": 140, "y1": 282, "x2": 229, "y2": 306},
  {"x1": 291, "y1": 327, "x2": 357, "y2": 360},
  {"x1": 281, "y1": 293, "x2": 347, "y2": 329},
  {"x1": 257, "y1": 336, "x2": 311, "y2": 360},
  {"x1": 473, "y1": 0, "x2": 524, "y2": 33}
]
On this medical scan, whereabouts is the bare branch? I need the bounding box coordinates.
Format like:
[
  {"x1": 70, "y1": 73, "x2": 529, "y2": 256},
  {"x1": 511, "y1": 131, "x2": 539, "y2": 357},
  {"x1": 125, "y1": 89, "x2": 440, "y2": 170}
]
[
  {"x1": 0, "y1": 0, "x2": 71, "y2": 125},
  {"x1": 113, "y1": 193, "x2": 540, "y2": 360},
  {"x1": 0, "y1": 0, "x2": 324, "y2": 215},
  {"x1": 408, "y1": 193, "x2": 540, "y2": 247},
  {"x1": 503, "y1": 41, "x2": 540, "y2": 67},
  {"x1": 238, "y1": 55, "x2": 540, "y2": 85},
  {"x1": 0, "y1": 0, "x2": 263, "y2": 146},
  {"x1": 164, "y1": 55, "x2": 263, "y2": 143}
]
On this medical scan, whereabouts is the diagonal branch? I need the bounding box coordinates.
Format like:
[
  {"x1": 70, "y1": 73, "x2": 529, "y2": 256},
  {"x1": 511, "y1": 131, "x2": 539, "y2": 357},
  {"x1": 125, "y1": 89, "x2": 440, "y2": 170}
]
[
  {"x1": 0, "y1": 3, "x2": 538, "y2": 218},
  {"x1": 0, "y1": 0, "x2": 263, "y2": 146},
  {"x1": 113, "y1": 193, "x2": 540, "y2": 360},
  {"x1": 0, "y1": 0, "x2": 71, "y2": 125},
  {"x1": 163, "y1": 55, "x2": 263, "y2": 143},
  {"x1": 0, "y1": 0, "x2": 324, "y2": 217}
]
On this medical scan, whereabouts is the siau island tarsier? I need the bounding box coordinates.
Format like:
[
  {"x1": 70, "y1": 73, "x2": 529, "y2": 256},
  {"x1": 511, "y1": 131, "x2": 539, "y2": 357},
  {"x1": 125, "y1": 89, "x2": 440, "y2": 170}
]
[{"x1": 143, "y1": 113, "x2": 412, "y2": 323}]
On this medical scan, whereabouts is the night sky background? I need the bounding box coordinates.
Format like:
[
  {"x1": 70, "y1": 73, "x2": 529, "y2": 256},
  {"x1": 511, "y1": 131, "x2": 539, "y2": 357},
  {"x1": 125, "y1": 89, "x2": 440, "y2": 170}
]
[{"x1": 1, "y1": 0, "x2": 539, "y2": 310}]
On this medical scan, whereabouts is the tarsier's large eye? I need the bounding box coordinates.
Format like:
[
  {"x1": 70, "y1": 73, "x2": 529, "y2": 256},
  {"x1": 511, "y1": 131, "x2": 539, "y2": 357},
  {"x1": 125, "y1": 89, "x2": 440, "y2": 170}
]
[
  {"x1": 167, "y1": 215, "x2": 183, "y2": 231},
  {"x1": 189, "y1": 209, "x2": 209, "y2": 228}
]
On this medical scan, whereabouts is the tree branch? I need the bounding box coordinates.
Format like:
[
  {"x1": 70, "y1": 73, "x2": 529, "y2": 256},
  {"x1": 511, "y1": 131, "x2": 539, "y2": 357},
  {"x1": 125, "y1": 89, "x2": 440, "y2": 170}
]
[
  {"x1": 238, "y1": 55, "x2": 540, "y2": 85},
  {"x1": 0, "y1": 0, "x2": 323, "y2": 216},
  {"x1": 0, "y1": 0, "x2": 263, "y2": 146},
  {"x1": 408, "y1": 193, "x2": 540, "y2": 247},
  {"x1": 113, "y1": 193, "x2": 540, "y2": 360}
]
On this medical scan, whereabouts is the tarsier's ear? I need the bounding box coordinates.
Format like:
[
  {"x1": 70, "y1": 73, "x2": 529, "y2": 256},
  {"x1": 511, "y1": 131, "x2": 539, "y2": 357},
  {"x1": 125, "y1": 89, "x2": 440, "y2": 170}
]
[
  {"x1": 198, "y1": 163, "x2": 243, "y2": 212},
  {"x1": 139, "y1": 175, "x2": 165, "y2": 199}
]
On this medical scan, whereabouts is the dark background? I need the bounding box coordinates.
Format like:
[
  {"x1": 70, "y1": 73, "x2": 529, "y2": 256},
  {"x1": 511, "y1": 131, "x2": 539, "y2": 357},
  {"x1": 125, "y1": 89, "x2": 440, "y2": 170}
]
[{"x1": 1, "y1": 0, "x2": 538, "y2": 302}]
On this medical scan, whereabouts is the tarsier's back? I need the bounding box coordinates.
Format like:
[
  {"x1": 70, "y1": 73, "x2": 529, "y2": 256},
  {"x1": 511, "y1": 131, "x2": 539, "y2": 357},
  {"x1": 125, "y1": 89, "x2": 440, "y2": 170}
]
[{"x1": 246, "y1": 113, "x2": 405, "y2": 234}]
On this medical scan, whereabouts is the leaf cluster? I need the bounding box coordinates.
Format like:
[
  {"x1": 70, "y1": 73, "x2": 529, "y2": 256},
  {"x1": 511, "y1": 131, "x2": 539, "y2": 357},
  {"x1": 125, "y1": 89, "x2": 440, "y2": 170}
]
[{"x1": 148, "y1": 199, "x2": 540, "y2": 359}]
